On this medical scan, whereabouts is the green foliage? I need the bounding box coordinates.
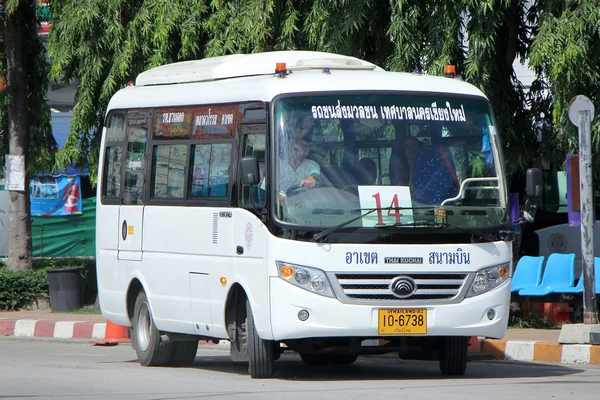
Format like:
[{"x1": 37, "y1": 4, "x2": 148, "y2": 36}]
[
  {"x1": 0, "y1": 258, "x2": 97, "y2": 310},
  {"x1": 528, "y1": 0, "x2": 600, "y2": 181},
  {"x1": 47, "y1": 0, "x2": 600, "y2": 187},
  {"x1": 0, "y1": 267, "x2": 48, "y2": 310},
  {"x1": 0, "y1": 0, "x2": 56, "y2": 176},
  {"x1": 508, "y1": 306, "x2": 560, "y2": 329}
]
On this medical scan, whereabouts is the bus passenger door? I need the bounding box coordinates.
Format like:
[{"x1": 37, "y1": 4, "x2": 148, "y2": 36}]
[
  {"x1": 118, "y1": 112, "x2": 151, "y2": 261},
  {"x1": 234, "y1": 127, "x2": 270, "y2": 336}
]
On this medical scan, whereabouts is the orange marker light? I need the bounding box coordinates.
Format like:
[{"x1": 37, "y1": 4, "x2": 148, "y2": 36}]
[
  {"x1": 280, "y1": 265, "x2": 294, "y2": 278},
  {"x1": 444, "y1": 65, "x2": 456, "y2": 78},
  {"x1": 220, "y1": 277, "x2": 227, "y2": 286},
  {"x1": 499, "y1": 266, "x2": 508, "y2": 278},
  {"x1": 275, "y1": 62, "x2": 287, "y2": 73}
]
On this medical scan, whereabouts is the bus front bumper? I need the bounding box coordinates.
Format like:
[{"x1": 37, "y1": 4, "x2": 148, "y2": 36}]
[{"x1": 269, "y1": 277, "x2": 510, "y2": 340}]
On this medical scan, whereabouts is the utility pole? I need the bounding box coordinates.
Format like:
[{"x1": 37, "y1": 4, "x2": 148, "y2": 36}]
[{"x1": 568, "y1": 95, "x2": 598, "y2": 324}]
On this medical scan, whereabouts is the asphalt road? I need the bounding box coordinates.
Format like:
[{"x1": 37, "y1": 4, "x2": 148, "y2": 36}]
[{"x1": 1, "y1": 337, "x2": 600, "y2": 400}]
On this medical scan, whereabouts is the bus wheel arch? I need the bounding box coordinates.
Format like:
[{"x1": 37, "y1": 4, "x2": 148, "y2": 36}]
[
  {"x1": 126, "y1": 278, "x2": 144, "y2": 323},
  {"x1": 225, "y1": 283, "x2": 248, "y2": 361}
]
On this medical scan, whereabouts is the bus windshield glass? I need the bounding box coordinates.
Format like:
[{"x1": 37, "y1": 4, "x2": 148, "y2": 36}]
[{"x1": 273, "y1": 93, "x2": 507, "y2": 229}]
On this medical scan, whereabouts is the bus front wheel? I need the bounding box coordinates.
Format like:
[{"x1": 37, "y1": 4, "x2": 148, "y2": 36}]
[
  {"x1": 438, "y1": 336, "x2": 468, "y2": 376},
  {"x1": 132, "y1": 291, "x2": 173, "y2": 366},
  {"x1": 246, "y1": 299, "x2": 275, "y2": 378}
]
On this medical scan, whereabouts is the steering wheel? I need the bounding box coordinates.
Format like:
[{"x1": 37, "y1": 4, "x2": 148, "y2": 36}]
[{"x1": 286, "y1": 182, "x2": 326, "y2": 197}]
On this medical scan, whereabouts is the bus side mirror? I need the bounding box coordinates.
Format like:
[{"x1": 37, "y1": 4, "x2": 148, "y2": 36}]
[
  {"x1": 239, "y1": 156, "x2": 260, "y2": 186},
  {"x1": 521, "y1": 167, "x2": 543, "y2": 222},
  {"x1": 525, "y1": 168, "x2": 542, "y2": 201}
]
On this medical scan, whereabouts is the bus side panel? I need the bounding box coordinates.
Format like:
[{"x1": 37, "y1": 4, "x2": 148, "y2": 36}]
[
  {"x1": 96, "y1": 203, "x2": 132, "y2": 325},
  {"x1": 142, "y1": 205, "x2": 234, "y2": 337},
  {"x1": 233, "y1": 209, "x2": 273, "y2": 340}
]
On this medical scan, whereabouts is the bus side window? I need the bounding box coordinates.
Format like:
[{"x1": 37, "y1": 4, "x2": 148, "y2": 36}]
[
  {"x1": 152, "y1": 144, "x2": 188, "y2": 198},
  {"x1": 101, "y1": 112, "x2": 126, "y2": 202},
  {"x1": 189, "y1": 143, "x2": 232, "y2": 198},
  {"x1": 241, "y1": 133, "x2": 266, "y2": 205},
  {"x1": 103, "y1": 146, "x2": 123, "y2": 197},
  {"x1": 123, "y1": 125, "x2": 149, "y2": 205}
]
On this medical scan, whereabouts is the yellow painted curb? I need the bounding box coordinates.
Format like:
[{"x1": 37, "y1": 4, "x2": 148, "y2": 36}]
[
  {"x1": 533, "y1": 342, "x2": 563, "y2": 363},
  {"x1": 481, "y1": 339, "x2": 506, "y2": 360}
]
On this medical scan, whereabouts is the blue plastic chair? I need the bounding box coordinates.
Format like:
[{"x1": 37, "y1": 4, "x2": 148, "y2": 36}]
[
  {"x1": 554, "y1": 257, "x2": 600, "y2": 294},
  {"x1": 558, "y1": 274, "x2": 584, "y2": 294},
  {"x1": 519, "y1": 253, "x2": 576, "y2": 296},
  {"x1": 511, "y1": 256, "x2": 544, "y2": 292}
]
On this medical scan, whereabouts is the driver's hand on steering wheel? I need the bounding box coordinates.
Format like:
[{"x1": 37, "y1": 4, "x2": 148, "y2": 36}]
[{"x1": 299, "y1": 174, "x2": 318, "y2": 188}]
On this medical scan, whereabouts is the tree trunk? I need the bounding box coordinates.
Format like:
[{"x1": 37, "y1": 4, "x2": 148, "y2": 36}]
[{"x1": 5, "y1": 3, "x2": 32, "y2": 271}]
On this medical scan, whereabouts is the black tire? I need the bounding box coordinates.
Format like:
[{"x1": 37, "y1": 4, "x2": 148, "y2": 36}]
[
  {"x1": 300, "y1": 353, "x2": 357, "y2": 365},
  {"x1": 131, "y1": 291, "x2": 173, "y2": 366},
  {"x1": 439, "y1": 336, "x2": 468, "y2": 376},
  {"x1": 246, "y1": 299, "x2": 275, "y2": 378},
  {"x1": 170, "y1": 340, "x2": 199, "y2": 367}
]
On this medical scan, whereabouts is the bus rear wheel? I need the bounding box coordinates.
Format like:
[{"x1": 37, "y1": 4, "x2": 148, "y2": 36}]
[
  {"x1": 246, "y1": 299, "x2": 275, "y2": 378},
  {"x1": 132, "y1": 291, "x2": 173, "y2": 366},
  {"x1": 438, "y1": 336, "x2": 468, "y2": 376},
  {"x1": 170, "y1": 340, "x2": 199, "y2": 367}
]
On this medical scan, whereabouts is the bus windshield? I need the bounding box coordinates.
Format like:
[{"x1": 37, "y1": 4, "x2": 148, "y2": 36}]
[{"x1": 273, "y1": 93, "x2": 507, "y2": 229}]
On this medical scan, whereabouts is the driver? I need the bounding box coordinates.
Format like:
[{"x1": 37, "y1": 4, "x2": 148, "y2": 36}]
[{"x1": 279, "y1": 136, "x2": 320, "y2": 198}]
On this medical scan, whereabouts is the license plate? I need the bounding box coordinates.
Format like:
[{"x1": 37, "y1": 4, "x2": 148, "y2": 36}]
[{"x1": 378, "y1": 308, "x2": 427, "y2": 335}]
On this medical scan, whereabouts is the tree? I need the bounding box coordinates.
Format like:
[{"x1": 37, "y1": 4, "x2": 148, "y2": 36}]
[
  {"x1": 49, "y1": 0, "x2": 600, "y2": 188},
  {"x1": 528, "y1": 0, "x2": 600, "y2": 174},
  {"x1": 1, "y1": 0, "x2": 54, "y2": 270}
]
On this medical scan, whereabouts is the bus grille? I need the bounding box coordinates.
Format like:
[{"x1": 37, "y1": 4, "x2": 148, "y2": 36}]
[{"x1": 334, "y1": 273, "x2": 468, "y2": 302}]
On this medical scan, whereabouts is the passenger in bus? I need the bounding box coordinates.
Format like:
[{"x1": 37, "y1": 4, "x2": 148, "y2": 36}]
[
  {"x1": 390, "y1": 136, "x2": 459, "y2": 204},
  {"x1": 411, "y1": 144, "x2": 460, "y2": 204},
  {"x1": 356, "y1": 157, "x2": 378, "y2": 185},
  {"x1": 279, "y1": 136, "x2": 320, "y2": 197},
  {"x1": 390, "y1": 136, "x2": 422, "y2": 187}
]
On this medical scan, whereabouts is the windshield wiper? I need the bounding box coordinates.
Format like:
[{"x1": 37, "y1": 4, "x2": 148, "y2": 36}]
[
  {"x1": 377, "y1": 221, "x2": 497, "y2": 241},
  {"x1": 311, "y1": 208, "x2": 379, "y2": 242},
  {"x1": 311, "y1": 207, "x2": 433, "y2": 242}
]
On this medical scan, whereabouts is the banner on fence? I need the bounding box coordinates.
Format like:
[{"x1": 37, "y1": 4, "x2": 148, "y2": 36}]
[{"x1": 30, "y1": 175, "x2": 82, "y2": 216}]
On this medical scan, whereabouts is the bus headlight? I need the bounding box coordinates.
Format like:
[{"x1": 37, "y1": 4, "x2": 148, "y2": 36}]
[
  {"x1": 466, "y1": 264, "x2": 509, "y2": 298},
  {"x1": 277, "y1": 261, "x2": 335, "y2": 298}
]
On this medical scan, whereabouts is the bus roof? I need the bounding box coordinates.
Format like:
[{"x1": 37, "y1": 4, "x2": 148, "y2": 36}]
[
  {"x1": 135, "y1": 51, "x2": 383, "y2": 86},
  {"x1": 107, "y1": 51, "x2": 488, "y2": 111}
]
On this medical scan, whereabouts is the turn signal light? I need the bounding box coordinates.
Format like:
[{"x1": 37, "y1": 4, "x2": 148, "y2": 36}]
[
  {"x1": 499, "y1": 266, "x2": 508, "y2": 278},
  {"x1": 280, "y1": 264, "x2": 294, "y2": 278}
]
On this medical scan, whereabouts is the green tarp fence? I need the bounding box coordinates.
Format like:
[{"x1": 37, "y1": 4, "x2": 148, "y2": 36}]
[{"x1": 32, "y1": 197, "x2": 96, "y2": 257}]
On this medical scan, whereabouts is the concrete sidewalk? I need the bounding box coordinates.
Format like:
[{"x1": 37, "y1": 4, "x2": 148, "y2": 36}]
[{"x1": 2, "y1": 310, "x2": 599, "y2": 366}]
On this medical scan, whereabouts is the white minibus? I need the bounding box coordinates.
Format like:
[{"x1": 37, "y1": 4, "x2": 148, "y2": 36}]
[{"x1": 96, "y1": 51, "x2": 540, "y2": 378}]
